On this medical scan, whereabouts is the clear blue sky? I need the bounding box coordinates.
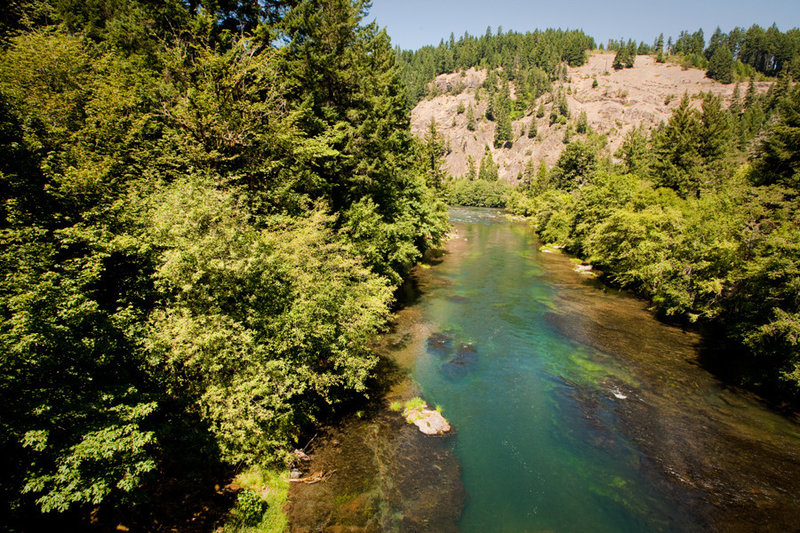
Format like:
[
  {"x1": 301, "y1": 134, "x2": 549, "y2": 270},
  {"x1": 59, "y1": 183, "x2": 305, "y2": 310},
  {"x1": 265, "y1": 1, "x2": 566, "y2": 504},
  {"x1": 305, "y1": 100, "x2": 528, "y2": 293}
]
[{"x1": 366, "y1": 0, "x2": 800, "y2": 51}]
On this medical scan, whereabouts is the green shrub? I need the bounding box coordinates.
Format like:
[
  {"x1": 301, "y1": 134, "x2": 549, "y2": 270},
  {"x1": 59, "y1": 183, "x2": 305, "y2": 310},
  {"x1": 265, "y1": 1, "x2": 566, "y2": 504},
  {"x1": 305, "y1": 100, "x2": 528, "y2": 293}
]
[
  {"x1": 445, "y1": 179, "x2": 511, "y2": 207},
  {"x1": 235, "y1": 489, "x2": 268, "y2": 527}
]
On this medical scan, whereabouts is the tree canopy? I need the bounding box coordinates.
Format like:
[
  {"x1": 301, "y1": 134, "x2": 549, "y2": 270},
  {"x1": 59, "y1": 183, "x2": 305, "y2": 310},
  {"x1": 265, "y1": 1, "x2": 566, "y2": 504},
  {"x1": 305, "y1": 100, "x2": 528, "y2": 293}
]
[{"x1": 0, "y1": 0, "x2": 448, "y2": 527}]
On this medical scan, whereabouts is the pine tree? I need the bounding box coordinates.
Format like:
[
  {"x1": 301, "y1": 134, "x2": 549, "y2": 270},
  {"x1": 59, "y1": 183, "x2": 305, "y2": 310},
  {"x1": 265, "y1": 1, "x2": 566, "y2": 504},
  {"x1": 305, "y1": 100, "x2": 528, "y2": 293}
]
[
  {"x1": 615, "y1": 126, "x2": 652, "y2": 176},
  {"x1": 652, "y1": 94, "x2": 703, "y2": 196},
  {"x1": 707, "y1": 45, "x2": 734, "y2": 84},
  {"x1": 705, "y1": 27, "x2": 726, "y2": 60},
  {"x1": 421, "y1": 118, "x2": 449, "y2": 189},
  {"x1": 613, "y1": 46, "x2": 626, "y2": 70},
  {"x1": 697, "y1": 93, "x2": 733, "y2": 182},
  {"x1": 730, "y1": 82, "x2": 742, "y2": 115},
  {"x1": 654, "y1": 33, "x2": 665, "y2": 62},
  {"x1": 520, "y1": 158, "x2": 536, "y2": 190},
  {"x1": 528, "y1": 118, "x2": 537, "y2": 138},
  {"x1": 494, "y1": 105, "x2": 513, "y2": 147},
  {"x1": 478, "y1": 147, "x2": 498, "y2": 181},
  {"x1": 491, "y1": 80, "x2": 513, "y2": 147},
  {"x1": 535, "y1": 160, "x2": 549, "y2": 193},
  {"x1": 625, "y1": 40, "x2": 637, "y2": 68},
  {"x1": 467, "y1": 104, "x2": 476, "y2": 131},
  {"x1": 550, "y1": 104, "x2": 559, "y2": 125},
  {"x1": 740, "y1": 102, "x2": 766, "y2": 145},
  {"x1": 576, "y1": 110, "x2": 589, "y2": 134},
  {"x1": 558, "y1": 91, "x2": 570, "y2": 118},
  {"x1": 745, "y1": 76, "x2": 758, "y2": 109},
  {"x1": 754, "y1": 85, "x2": 800, "y2": 190},
  {"x1": 466, "y1": 155, "x2": 477, "y2": 180}
]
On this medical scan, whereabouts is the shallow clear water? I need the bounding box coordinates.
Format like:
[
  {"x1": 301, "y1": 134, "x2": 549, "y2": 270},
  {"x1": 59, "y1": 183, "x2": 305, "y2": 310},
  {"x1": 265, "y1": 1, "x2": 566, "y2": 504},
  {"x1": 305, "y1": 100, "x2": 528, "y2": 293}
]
[
  {"x1": 409, "y1": 209, "x2": 678, "y2": 532},
  {"x1": 408, "y1": 208, "x2": 800, "y2": 532},
  {"x1": 289, "y1": 207, "x2": 800, "y2": 532}
]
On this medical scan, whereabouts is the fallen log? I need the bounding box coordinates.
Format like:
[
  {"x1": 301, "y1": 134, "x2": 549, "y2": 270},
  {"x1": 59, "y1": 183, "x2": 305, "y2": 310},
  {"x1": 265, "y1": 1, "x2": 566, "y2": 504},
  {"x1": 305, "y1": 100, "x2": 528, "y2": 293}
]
[{"x1": 287, "y1": 469, "x2": 337, "y2": 484}]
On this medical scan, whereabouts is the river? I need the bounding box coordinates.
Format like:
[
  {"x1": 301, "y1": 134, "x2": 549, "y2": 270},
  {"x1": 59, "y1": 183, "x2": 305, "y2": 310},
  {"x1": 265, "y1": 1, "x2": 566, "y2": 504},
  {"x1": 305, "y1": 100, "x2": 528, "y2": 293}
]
[{"x1": 288, "y1": 207, "x2": 800, "y2": 532}]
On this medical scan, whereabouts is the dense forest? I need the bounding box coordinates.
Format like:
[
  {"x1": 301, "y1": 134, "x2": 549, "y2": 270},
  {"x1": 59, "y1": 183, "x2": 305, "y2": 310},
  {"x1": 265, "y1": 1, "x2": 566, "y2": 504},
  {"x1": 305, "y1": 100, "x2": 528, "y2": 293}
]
[
  {"x1": 0, "y1": 0, "x2": 448, "y2": 529},
  {"x1": 606, "y1": 24, "x2": 800, "y2": 82},
  {"x1": 396, "y1": 28, "x2": 595, "y2": 108}
]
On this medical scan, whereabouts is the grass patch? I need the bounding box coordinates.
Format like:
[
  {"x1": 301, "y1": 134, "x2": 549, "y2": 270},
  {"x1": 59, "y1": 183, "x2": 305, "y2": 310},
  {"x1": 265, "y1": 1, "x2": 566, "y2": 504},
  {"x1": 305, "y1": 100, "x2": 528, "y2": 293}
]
[
  {"x1": 403, "y1": 397, "x2": 427, "y2": 412},
  {"x1": 219, "y1": 466, "x2": 289, "y2": 533}
]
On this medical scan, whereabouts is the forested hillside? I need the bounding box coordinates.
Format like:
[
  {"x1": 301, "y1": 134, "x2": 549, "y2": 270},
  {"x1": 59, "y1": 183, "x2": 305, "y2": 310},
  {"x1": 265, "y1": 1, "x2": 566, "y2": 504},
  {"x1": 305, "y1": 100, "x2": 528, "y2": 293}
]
[
  {"x1": 397, "y1": 28, "x2": 595, "y2": 109},
  {"x1": 609, "y1": 24, "x2": 800, "y2": 82},
  {"x1": 0, "y1": 0, "x2": 447, "y2": 528}
]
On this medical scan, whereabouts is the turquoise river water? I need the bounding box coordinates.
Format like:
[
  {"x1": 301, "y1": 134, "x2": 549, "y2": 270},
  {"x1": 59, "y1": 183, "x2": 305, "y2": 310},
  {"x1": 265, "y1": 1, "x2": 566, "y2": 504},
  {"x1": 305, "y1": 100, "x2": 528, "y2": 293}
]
[{"x1": 289, "y1": 208, "x2": 800, "y2": 533}]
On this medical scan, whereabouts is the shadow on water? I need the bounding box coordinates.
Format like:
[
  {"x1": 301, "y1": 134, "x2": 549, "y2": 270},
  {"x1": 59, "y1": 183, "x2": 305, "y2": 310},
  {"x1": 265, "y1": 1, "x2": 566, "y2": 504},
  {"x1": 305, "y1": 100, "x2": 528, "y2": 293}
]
[
  {"x1": 286, "y1": 408, "x2": 464, "y2": 533},
  {"x1": 287, "y1": 268, "x2": 465, "y2": 533},
  {"x1": 535, "y1": 232, "x2": 800, "y2": 532}
]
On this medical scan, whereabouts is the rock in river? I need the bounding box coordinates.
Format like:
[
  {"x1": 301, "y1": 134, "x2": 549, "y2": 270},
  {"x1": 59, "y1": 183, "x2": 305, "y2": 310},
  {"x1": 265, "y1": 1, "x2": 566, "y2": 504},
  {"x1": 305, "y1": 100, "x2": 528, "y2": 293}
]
[
  {"x1": 427, "y1": 332, "x2": 453, "y2": 355},
  {"x1": 404, "y1": 406, "x2": 451, "y2": 435}
]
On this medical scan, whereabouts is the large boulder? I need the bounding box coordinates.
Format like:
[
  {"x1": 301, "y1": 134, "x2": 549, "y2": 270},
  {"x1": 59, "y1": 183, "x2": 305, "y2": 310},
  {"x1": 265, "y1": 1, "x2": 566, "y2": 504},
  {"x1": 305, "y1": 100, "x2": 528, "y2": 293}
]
[{"x1": 403, "y1": 407, "x2": 451, "y2": 435}]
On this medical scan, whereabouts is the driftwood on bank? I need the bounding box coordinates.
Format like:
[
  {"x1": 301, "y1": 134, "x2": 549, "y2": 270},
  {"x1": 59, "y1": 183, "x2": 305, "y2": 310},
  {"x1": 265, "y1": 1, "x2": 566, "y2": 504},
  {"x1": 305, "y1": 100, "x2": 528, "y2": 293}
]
[{"x1": 287, "y1": 469, "x2": 337, "y2": 484}]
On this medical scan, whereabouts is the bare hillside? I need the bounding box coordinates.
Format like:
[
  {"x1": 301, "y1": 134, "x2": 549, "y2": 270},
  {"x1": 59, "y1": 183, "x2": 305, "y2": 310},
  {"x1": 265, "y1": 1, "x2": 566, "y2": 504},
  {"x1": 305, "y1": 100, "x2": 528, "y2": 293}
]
[{"x1": 410, "y1": 53, "x2": 771, "y2": 182}]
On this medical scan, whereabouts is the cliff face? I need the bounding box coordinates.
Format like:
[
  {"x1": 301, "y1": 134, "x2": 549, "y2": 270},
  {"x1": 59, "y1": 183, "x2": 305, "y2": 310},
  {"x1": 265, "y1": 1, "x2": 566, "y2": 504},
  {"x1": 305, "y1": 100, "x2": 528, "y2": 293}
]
[{"x1": 410, "y1": 53, "x2": 770, "y2": 182}]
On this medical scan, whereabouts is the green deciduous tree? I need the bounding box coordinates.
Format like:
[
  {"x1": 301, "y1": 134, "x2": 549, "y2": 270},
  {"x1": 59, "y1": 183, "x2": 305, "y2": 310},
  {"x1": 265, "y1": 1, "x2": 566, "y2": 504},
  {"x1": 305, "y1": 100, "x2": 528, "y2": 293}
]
[
  {"x1": 146, "y1": 179, "x2": 392, "y2": 464},
  {"x1": 551, "y1": 140, "x2": 599, "y2": 190}
]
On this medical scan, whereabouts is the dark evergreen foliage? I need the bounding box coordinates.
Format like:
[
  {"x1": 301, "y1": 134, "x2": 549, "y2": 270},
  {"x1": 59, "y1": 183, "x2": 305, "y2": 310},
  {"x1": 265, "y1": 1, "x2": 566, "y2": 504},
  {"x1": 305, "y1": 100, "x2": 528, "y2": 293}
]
[
  {"x1": 395, "y1": 28, "x2": 595, "y2": 108},
  {"x1": 754, "y1": 85, "x2": 800, "y2": 190}
]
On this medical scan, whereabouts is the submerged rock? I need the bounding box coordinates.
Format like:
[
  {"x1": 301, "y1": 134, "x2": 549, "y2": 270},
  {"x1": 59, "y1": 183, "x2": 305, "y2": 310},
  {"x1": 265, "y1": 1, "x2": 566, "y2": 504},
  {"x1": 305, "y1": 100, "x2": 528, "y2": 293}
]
[
  {"x1": 441, "y1": 343, "x2": 478, "y2": 379},
  {"x1": 455, "y1": 342, "x2": 477, "y2": 359},
  {"x1": 386, "y1": 331, "x2": 412, "y2": 351},
  {"x1": 426, "y1": 332, "x2": 453, "y2": 355}
]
